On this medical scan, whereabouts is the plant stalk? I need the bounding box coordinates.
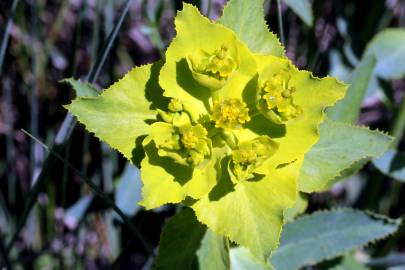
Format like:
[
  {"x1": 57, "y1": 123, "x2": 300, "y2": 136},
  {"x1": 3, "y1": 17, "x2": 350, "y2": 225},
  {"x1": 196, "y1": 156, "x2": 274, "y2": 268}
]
[
  {"x1": 391, "y1": 96, "x2": 405, "y2": 148},
  {"x1": 276, "y1": 0, "x2": 285, "y2": 46},
  {"x1": 0, "y1": 234, "x2": 12, "y2": 270},
  {"x1": 0, "y1": 0, "x2": 20, "y2": 75}
]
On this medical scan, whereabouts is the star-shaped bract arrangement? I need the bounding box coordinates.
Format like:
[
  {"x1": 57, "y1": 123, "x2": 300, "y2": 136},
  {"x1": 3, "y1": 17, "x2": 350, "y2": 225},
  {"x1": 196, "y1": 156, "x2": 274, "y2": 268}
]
[{"x1": 65, "y1": 2, "x2": 347, "y2": 262}]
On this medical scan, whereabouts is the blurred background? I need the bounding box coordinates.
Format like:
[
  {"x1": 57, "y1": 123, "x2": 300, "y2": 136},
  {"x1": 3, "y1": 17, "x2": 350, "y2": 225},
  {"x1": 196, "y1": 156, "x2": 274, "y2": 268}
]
[{"x1": 0, "y1": 0, "x2": 404, "y2": 269}]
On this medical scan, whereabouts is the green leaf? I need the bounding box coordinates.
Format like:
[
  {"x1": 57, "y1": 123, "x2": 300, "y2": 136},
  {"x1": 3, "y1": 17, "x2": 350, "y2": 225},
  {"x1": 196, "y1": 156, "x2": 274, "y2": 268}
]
[
  {"x1": 191, "y1": 159, "x2": 302, "y2": 262},
  {"x1": 298, "y1": 120, "x2": 393, "y2": 192},
  {"x1": 154, "y1": 208, "x2": 206, "y2": 270},
  {"x1": 271, "y1": 209, "x2": 400, "y2": 270},
  {"x1": 373, "y1": 149, "x2": 405, "y2": 182},
  {"x1": 197, "y1": 230, "x2": 230, "y2": 270},
  {"x1": 327, "y1": 55, "x2": 376, "y2": 123},
  {"x1": 365, "y1": 29, "x2": 405, "y2": 79},
  {"x1": 327, "y1": 158, "x2": 369, "y2": 187},
  {"x1": 62, "y1": 78, "x2": 100, "y2": 97},
  {"x1": 283, "y1": 0, "x2": 313, "y2": 26},
  {"x1": 219, "y1": 0, "x2": 284, "y2": 56},
  {"x1": 155, "y1": 211, "x2": 230, "y2": 270},
  {"x1": 66, "y1": 62, "x2": 164, "y2": 161},
  {"x1": 230, "y1": 247, "x2": 273, "y2": 270}
]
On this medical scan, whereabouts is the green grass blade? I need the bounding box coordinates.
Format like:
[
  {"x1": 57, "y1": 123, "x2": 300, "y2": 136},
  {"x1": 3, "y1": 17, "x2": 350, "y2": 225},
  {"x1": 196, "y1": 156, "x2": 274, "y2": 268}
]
[
  {"x1": 0, "y1": 0, "x2": 20, "y2": 75},
  {"x1": 0, "y1": 235, "x2": 12, "y2": 270},
  {"x1": 277, "y1": 0, "x2": 285, "y2": 46},
  {"x1": 87, "y1": 0, "x2": 133, "y2": 83}
]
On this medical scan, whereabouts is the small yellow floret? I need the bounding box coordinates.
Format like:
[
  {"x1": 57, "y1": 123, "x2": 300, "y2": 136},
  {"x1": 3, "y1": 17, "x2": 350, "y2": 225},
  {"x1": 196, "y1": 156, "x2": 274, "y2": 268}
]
[
  {"x1": 205, "y1": 46, "x2": 237, "y2": 79},
  {"x1": 238, "y1": 150, "x2": 257, "y2": 165},
  {"x1": 212, "y1": 98, "x2": 250, "y2": 130},
  {"x1": 181, "y1": 131, "x2": 199, "y2": 149},
  {"x1": 168, "y1": 98, "x2": 183, "y2": 112},
  {"x1": 259, "y1": 73, "x2": 302, "y2": 122}
]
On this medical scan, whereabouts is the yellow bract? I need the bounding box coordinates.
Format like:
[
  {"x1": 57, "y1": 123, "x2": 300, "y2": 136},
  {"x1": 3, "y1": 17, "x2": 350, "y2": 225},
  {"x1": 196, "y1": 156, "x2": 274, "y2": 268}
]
[
  {"x1": 160, "y1": 4, "x2": 257, "y2": 121},
  {"x1": 65, "y1": 2, "x2": 349, "y2": 264}
]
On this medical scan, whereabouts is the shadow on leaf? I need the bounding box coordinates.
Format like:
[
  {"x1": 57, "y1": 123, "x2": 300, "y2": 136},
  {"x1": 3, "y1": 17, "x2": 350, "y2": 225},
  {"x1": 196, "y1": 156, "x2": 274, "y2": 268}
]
[
  {"x1": 176, "y1": 58, "x2": 211, "y2": 110},
  {"x1": 208, "y1": 156, "x2": 235, "y2": 201},
  {"x1": 145, "y1": 60, "x2": 170, "y2": 110},
  {"x1": 242, "y1": 74, "x2": 258, "y2": 109},
  {"x1": 131, "y1": 135, "x2": 147, "y2": 166},
  {"x1": 143, "y1": 141, "x2": 193, "y2": 185},
  {"x1": 245, "y1": 114, "x2": 286, "y2": 138}
]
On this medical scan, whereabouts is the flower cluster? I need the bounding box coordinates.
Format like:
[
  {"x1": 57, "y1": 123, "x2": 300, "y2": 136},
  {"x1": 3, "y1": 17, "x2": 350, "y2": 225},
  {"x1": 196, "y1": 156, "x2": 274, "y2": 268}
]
[
  {"x1": 257, "y1": 71, "x2": 303, "y2": 123},
  {"x1": 66, "y1": 2, "x2": 347, "y2": 261}
]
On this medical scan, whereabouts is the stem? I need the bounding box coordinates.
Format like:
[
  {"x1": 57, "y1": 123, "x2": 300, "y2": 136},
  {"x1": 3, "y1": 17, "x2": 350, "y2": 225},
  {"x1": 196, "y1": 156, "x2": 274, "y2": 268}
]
[
  {"x1": 5, "y1": 0, "x2": 134, "y2": 254},
  {"x1": 386, "y1": 96, "x2": 405, "y2": 209},
  {"x1": 358, "y1": 89, "x2": 405, "y2": 213},
  {"x1": 276, "y1": 0, "x2": 285, "y2": 46},
  {"x1": 0, "y1": 0, "x2": 20, "y2": 75},
  {"x1": 206, "y1": 0, "x2": 212, "y2": 18},
  {"x1": 221, "y1": 132, "x2": 237, "y2": 150},
  {"x1": 0, "y1": 234, "x2": 12, "y2": 270},
  {"x1": 391, "y1": 96, "x2": 405, "y2": 148},
  {"x1": 0, "y1": 0, "x2": 20, "y2": 206},
  {"x1": 87, "y1": 0, "x2": 133, "y2": 83},
  {"x1": 377, "y1": 96, "x2": 405, "y2": 254},
  {"x1": 211, "y1": 90, "x2": 220, "y2": 101},
  {"x1": 30, "y1": 0, "x2": 40, "y2": 183},
  {"x1": 3, "y1": 78, "x2": 16, "y2": 206},
  {"x1": 61, "y1": 140, "x2": 71, "y2": 208}
]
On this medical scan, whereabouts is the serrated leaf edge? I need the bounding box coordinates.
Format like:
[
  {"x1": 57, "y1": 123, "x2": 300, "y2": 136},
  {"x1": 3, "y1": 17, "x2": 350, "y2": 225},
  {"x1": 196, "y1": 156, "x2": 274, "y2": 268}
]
[
  {"x1": 219, "y1": 0, "x2": 286, "y2": 56},
  {"x1": 275, "y1": 208, "x2": 401, "y2": 269},
  {"x1": 64, "y1": 63, "x2": 157, "y2": 162},
  {"x1": 303, "y1": 121, "x2": 394, "y2": 192}
]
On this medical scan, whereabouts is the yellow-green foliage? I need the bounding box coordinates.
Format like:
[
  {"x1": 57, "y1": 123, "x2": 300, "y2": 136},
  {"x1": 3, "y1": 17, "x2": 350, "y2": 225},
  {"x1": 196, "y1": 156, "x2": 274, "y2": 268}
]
[{"x1": 65, "y1": 1, "x2": 394, "y2": 262}]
